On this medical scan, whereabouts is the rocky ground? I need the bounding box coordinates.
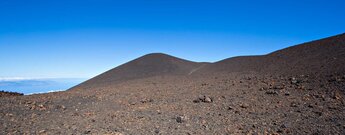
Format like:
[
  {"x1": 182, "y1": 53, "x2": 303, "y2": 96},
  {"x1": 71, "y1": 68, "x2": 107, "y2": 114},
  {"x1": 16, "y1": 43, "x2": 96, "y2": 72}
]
[
  {"x1": 1, "y1": 72, "x2": 344, "y2": 134},
  {"x1": 1, "y1": 33, "x2": 344, "y2": 134}
]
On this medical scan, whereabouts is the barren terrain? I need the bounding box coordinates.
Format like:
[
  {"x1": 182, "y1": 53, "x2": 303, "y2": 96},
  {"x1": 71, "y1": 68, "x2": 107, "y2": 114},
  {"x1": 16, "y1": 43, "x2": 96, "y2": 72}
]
[{"x1": 1, "y1": 33, "x2": 345, "y2": 134}]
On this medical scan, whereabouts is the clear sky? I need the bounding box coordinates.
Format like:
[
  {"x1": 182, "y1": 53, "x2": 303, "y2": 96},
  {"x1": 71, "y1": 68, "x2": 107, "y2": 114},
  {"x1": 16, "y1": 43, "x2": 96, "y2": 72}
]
[{"x1": 0, "y1": 0, "x2": 344, "y2": 79}]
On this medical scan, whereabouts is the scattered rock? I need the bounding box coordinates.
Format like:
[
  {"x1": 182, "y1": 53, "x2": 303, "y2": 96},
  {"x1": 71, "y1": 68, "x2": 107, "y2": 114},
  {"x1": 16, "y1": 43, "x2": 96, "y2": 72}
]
[
  {"x1": 154, "y1": 129, "x2": 160, "y2": 134},
  {"x1": 128, "y1": 101, "x2": 137, "y2": 105},
  {"x1": 332, "y1": 91, "x2": 342, "y2": 100},
  {"x1": 290, "y1": 102, "x2": 298, "y2": 107},
  {"x1": 38, "y1": 130, "x2": 46, "y2": 135},
  {"x1": 240, "y1": 103, "x2": 249, "y2": 109},
  {"x1": 5, "y1": 113, "x2": 14, "y2": 117},
  {"x1": 266, "y1": 90, "x2": 278, "y2": 95},
  {"x1": 273, "y1": 85, "x2": 284, "y2": 89},
  {"x1": 290, "y1": 77, "x2": 299, "y2": 84},
  {"x1": 56, "y1": 105, "x2": 66, "y2": 110},
  {"x1": 140, "y1": 98, "x2": 154, "y2": 103},
  {"x1": 314, "y1": 111, "x2": 323, "y2": 116},
  {"x1": 204, "y1": 97, "x2": 212, "y2": 103},
  {"x1": 38, "y1": 104, "x2": 47, "y2": 111},
  {"x1": 83, "y1": 130, "x2": 91, "y2": 134},
  {"x1": 176, "y1": 116, "x2": 184, "y2": 123},
  {"x1": 193, "y1": 99, "x2": 200, "y2": 103},
  {"x1": 193, "y1": 95, "x2": 213, "y2": 103},
  {"x1": 201, "y1": 83, "x2": 208, "y2": 86}
]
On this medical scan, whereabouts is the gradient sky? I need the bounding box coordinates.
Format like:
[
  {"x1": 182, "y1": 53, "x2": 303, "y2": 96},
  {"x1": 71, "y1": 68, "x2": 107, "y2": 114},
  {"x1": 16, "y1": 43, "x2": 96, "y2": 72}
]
[{"x1": 0, "y1": 0, "x2": 344, "y2": 79}]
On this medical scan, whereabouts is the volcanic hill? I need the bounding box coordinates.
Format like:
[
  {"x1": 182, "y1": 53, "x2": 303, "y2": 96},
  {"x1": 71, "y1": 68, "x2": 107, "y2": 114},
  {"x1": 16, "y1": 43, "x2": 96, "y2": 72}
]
[
  {"x1": 73, "y1": 53, "x2": 208, "y2": 90},
  {"x1": 1, "y1": 33, "x2": 345, "y2": 134}
]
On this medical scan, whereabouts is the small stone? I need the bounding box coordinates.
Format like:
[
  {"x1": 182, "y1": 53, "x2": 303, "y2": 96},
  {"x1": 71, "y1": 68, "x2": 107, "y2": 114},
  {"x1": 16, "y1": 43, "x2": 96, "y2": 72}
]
[
  {"x1": 56, "y1": 105, "x2": 66, "y2": 110},
  {"x1": 307, "y1": 104, "x2": 313, "y2": 108},
  {"x1": 280, "y1": 124, "x2": 287, "y2": 128},
  {"x1": 204, "y1": 97, "x2": 212, "y2": 103},
  {"x1": 38, "y1": 130, "x2": 46, "y2": 134},
  {"x1": 83, "y1": 130, "x2": 91, "y2": 134},
  {"x1": 71, "y1": 125, "x2": 77, "y2": 130},
  {"x1": 176, "y1": 116, "x2": 184, "y2": 123},
  {"x1": 314, "y1": 111, "x2": 322, "y2": 116},
  {"x1": 290, "y1": 102, "x2": 298, "y2": 107},
  {"x1": 273, "y1": 85, "x2": 284, "y2": 89},
  {"x1": 291, "y1": 77, "x2": 298, "y2": 84},
  {"x1": 193, "y1": 99, "x2": 200, "y2": 103},
  {"x1": 201, "y1": 83, "x2": 208, "y2": 86},
  {"x1": 328, "y1": 106, "x2": 337, "y2": 110},
  {"x1": 129, "y1": 102, "x2": 136, "y2": 105},
  {"x1": 332, "y1": 92, "x2": 341, "y2": 100},
  {"x1": 266, "y1": 90, "x2": 278, "y2": 95},
  {"x1": 154, "y1": 129, "x2": 160, "y2": 134},
  {"x1": 5, "y1": 113, "x2": 14, "y2": 117},
  {"x1": 240, "y1": 103, "x2": 249, "y2": 109},
  {"x1": 38, "y1": 104, "x2": 47, "y2": 111},
  {"x1": 194, "y1": 95, "x2": 213, "y2": 103},
  {"x1": 336, "y1": 77, "x2": 342, "y2": 82},
  {"x1": 198, "y1": 95, "x2": 205, "y2": 100},
  {"x1": 277, "y1": 129, "x2": 283, "y2": 133},
  {"x1": 141, "y1": 98, "x2": 153, "y2": 103}
]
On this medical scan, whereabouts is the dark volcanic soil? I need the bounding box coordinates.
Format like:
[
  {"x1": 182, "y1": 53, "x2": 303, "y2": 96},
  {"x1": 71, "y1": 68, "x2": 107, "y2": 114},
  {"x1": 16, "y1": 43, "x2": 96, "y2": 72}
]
[{"x1": 1, "y1": 33, "x2": 345, "y2": 135}]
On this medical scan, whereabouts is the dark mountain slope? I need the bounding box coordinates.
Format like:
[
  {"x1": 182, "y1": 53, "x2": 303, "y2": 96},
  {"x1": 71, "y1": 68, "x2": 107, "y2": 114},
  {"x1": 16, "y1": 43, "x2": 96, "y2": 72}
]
[
  {"x1": 2, "y1": 34, "x2": 345, "y2": 135},
  {"x1": 198, "y1": 33, "x2": 345, "y2": 75},
  {"x1": 72, "y1": 53, "x2": 208, "y2": 89},
  {"x1": 72, "y1": 33, "x2": 345, "y2": 90}
]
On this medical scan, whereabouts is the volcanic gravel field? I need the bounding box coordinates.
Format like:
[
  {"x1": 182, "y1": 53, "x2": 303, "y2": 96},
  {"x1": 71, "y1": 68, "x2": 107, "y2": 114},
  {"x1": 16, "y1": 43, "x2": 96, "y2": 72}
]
[{"x1": 1, "y1": 34, "x2": 345, "y2": 134}]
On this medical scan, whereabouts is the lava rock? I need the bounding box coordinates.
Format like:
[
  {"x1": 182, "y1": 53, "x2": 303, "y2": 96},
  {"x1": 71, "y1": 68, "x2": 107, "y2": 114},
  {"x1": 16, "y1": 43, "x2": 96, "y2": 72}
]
[
  {"x1": 194, "y1": 95, "x2": 213, "y2": 103},
  {"x1": 240, "y1": 103, "x2": 249, "y2": 109},
  {"x1": 140, "y1": 98, "x2": 154, "y2": 103},
  {"x1": 290, "y1": 102, "x2": 299, "y2": 107},
  {"x1": 290, "y1": 77, "x2": 299, "y2": 84},
  {"x1": 266, "y1": 90, "x2": 278, "y2": 95},
  {"x1": 176, "y1": 116, "x2": 184, "y2": 123}
]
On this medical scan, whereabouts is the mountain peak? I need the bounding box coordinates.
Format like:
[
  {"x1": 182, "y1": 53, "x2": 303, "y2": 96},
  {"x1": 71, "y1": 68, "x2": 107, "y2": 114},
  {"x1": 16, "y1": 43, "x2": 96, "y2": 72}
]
[
  {"x1": 138, "y1": 53, "x2": 181, "y2": 61},
  {"x1": 72, "y1": 53, "x2": 205, "y2": 89},
  {"x1": 143, "y1": 53, "x2": 170, "y2": 57}
]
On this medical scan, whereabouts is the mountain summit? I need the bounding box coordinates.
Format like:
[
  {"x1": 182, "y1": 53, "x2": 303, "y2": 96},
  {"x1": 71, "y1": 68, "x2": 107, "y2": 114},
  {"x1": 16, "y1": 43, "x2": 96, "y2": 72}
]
[{"x1": 73, "y1": 53, "x2": 207, "y2": 89}]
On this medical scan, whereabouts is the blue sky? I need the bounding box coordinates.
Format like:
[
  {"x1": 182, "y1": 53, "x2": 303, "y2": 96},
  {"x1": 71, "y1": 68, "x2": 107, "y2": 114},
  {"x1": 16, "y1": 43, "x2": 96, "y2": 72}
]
[{"x1": 0, "y1": 0, "x2": 344, "y2": 79}]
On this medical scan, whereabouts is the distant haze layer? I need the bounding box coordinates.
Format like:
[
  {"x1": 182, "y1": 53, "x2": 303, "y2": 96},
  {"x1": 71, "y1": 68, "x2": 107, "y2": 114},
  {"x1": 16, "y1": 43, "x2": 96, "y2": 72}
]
[{"x1": 0, "y1": 78, "x2": 86, "y2": 95}]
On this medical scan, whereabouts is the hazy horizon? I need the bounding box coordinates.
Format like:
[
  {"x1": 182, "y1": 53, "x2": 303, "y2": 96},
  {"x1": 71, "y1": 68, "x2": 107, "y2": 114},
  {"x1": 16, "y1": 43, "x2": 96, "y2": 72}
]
[{"x1": 0, "y1": 77, "x2": 87, "y2": 94}]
